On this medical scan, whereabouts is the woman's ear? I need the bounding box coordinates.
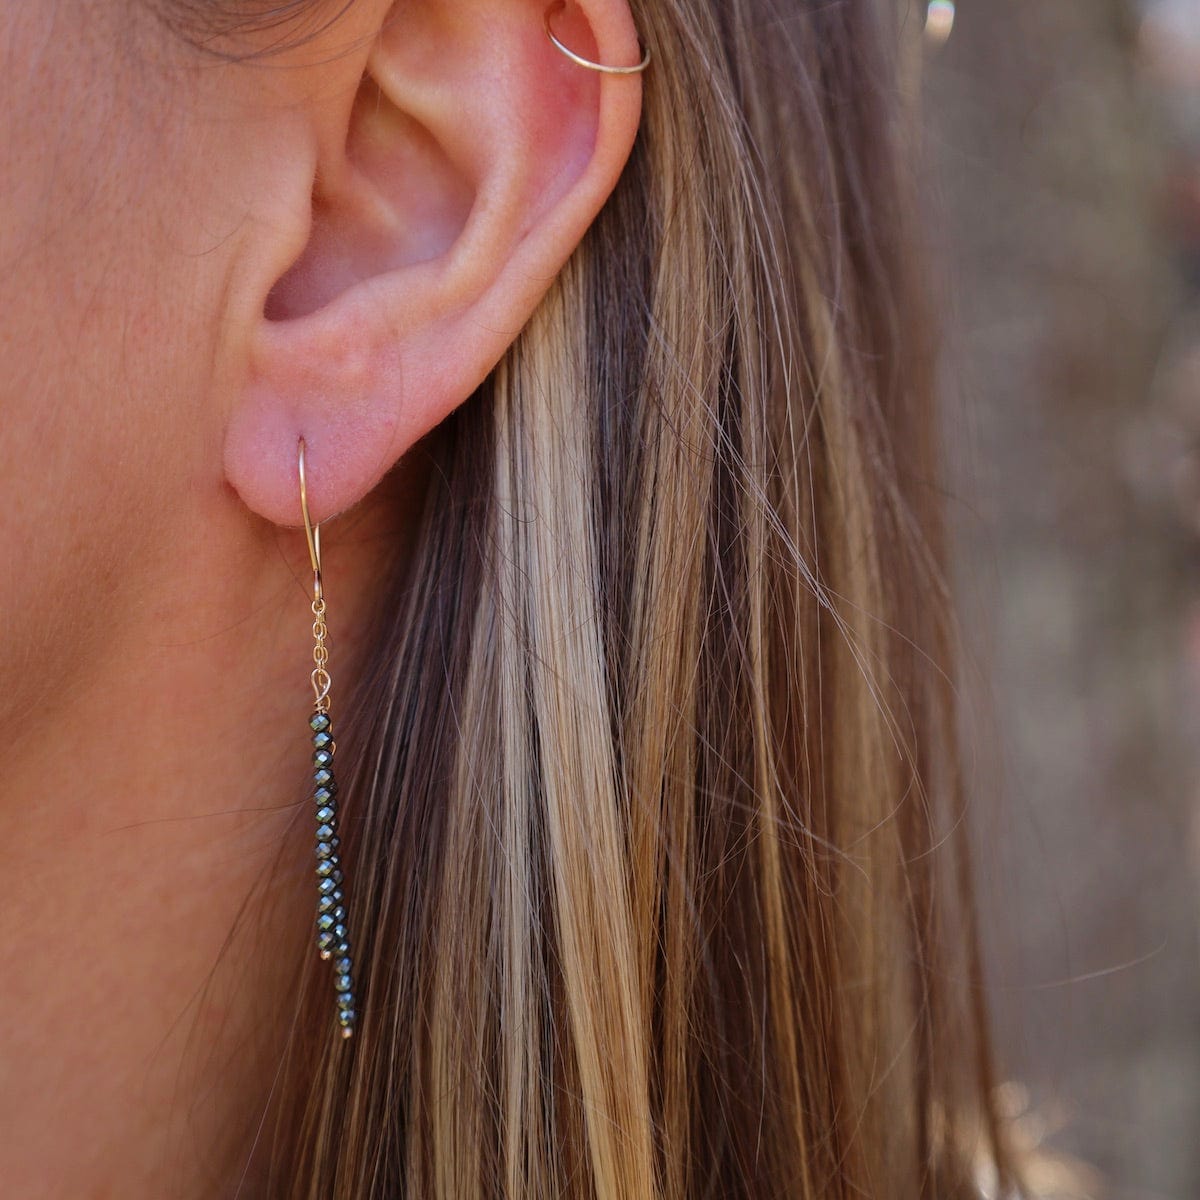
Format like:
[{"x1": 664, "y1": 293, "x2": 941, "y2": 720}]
[{"x1": 223, "y1": 0, "x2": 644, "y2": 527}]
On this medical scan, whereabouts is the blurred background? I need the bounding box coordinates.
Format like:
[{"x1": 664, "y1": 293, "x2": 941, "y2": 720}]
[{"x1": 919, "y1": 2, "x2": 1200, "y2": 1196}]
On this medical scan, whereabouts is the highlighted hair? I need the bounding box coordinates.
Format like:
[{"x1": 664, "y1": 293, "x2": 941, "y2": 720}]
[{"x1": 263, "y1": 1, "x2": 1017, "y2": 1195}]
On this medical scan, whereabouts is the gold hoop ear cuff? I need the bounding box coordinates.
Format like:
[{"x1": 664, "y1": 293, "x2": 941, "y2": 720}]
[{"x1": 544, "y1": 1, "x2": 651, "y2": 75}]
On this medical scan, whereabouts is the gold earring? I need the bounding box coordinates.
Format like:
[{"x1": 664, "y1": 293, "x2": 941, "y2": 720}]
[
  {"x1": 543, "y1": 1, "x2": 651, "y2": 75},
  {"x1": 299, "y1": 437, "x2": 358, "y2": 1039}
]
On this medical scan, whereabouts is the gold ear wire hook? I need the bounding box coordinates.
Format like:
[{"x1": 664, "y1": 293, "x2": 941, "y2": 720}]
[{"x1": 298, "y1": 437, "x2": 322, "y2": 602}]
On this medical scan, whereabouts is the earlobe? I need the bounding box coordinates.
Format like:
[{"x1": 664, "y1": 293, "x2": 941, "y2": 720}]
[{"x1": 223, "y1": 0, "x2": 644, "y2": 529}]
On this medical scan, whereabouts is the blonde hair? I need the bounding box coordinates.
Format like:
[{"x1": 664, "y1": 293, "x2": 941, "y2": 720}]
[{"x1": 263, "y1": 0, "x2": 1017, "y2": 1194}]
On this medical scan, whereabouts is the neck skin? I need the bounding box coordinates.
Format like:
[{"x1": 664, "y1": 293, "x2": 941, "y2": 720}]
[{"x1": 3, "y1": 457, "x2": 423, "y2": 1198}]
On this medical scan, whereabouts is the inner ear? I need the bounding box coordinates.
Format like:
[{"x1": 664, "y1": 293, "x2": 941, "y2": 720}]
[{"x1": 265, "y1": 78, "x2": 476, "y2": 322}]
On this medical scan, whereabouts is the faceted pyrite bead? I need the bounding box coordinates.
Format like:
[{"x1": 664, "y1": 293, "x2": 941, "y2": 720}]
[{"x1": 310, "y1": 708, "x2": 357, "y2": 1038}]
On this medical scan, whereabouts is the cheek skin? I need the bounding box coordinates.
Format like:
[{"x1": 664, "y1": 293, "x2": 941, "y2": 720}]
[
  {"x1": 0, "y1": 6, "x2": 298, "y2": 724},
  {"x1": 1, "y1": 7, "x2": 194, "y2": 714}
]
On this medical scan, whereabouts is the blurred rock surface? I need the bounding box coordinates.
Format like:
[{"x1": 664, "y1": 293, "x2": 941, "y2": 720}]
[{"x1": 922, "y1": 1, "x2": 1200, "y2": 1195}]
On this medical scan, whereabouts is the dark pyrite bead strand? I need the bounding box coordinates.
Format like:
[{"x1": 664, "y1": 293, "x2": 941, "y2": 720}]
[{"x1": 310, "y1": 709, "x2": 357, "y2": 1037}]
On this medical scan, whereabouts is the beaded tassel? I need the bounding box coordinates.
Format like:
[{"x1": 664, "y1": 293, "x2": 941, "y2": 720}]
[{"x1": 311, "y1": 709, "x2": 356, "y2": 1036}]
